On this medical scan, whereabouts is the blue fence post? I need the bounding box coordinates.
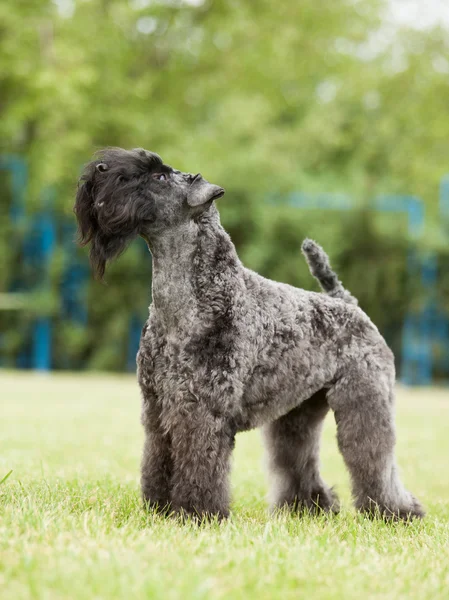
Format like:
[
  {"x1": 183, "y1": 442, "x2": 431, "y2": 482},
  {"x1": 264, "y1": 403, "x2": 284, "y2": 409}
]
[
  {"x1": 437, "y1": 176, "x2": 449, "y2": 379},
  {"x1": 127, "y1": 239, "x2": 152, "y2": 372},
  {"x1": 127, "y1": 314, "x2": 143, "y2": 372},
  {"x1": 61, "y1": 220, "x2": 88, "y2": 326},
  {"x1": 416, "y1": 251, "x2": 437, "y2": 386},
  {"x1": 31, "y1": 200, "x2": 56, "y2": 371},
  {"x1": 373, "y1": 196, "x2": 433, "y2": 385},
  {"x1": 403, "y1": 197, "x2": 430, "y2": 385},
  {"x1": 0, "y1": 155, "x2": 27, "y2": 222},
  {"x1": 60, "y1": 219, "x2": 88, "y2": 369},
  {"x1": 440, "y1": 176, "x2": 449, "y2": 222},
  {"x1": 0, "y1": 156, "x2": 28, "y2": 367},
  {"x1": 0, "y1": 158, "x2": 55, "y2": 370}
]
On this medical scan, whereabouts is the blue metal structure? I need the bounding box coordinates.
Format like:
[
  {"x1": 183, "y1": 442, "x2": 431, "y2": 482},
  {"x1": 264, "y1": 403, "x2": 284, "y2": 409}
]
[
  {"x1": 0, "y1": 154, "x2": 27, "y2": 221},
  {"x1": 284, "y1": 192, "x2": 353, "y2": 211},
  {"x1": 13, "y1": 204, "x2": 57, "y2": 371},
  {"x1": 0, "y1": 156, "x2": 28, "y2": 366},
  {"x1": 126, "y1": 239, "x2": 152, "y2": 371},
  {"x1": 0, "y1": 157, "x2": 57, "y2": 371},
  {"x1": 441, "y1": 176, "x2": 449, "y2": 222},
  {"x1": 372, "y1": 196, "x2": 434, "y2": 385},
  {"x1": 29, "y1": 208, "x2": 57, "y2": 371},
  {"x1": 1, "y1": 153, "x2": 448, "y2": 380},
  {"x1": 61, "y1": 220, "x2": 88, "y2": 327},
  {"x1": 127, "y1": 313, "x2": 144, "y2": 372},
  {"x1": 435, "y1": 178, "x2": 449, "y2": 378}
]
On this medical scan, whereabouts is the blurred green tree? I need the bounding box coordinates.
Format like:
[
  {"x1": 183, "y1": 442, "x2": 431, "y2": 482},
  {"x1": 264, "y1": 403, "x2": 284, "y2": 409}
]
[{"x1": 0, "y1": 0, "x2": 448, "y2": 371}]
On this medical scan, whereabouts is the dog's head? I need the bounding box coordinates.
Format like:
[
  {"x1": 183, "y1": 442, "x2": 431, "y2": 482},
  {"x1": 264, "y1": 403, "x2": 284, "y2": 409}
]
[{"x1": 74, "y1": 147, "x2": 225, "y2": 279}]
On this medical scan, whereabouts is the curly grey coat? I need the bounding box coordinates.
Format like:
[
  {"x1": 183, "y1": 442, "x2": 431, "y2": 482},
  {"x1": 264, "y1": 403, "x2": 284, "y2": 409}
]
[{"x1": 74, "y1": 147, "x2": 424, "y2": 521}]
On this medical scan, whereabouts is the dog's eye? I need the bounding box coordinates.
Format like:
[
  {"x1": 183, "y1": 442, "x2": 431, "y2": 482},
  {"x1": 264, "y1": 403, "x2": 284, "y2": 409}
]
[{"x1": 153, "y1": 173, "x2": 167, "y2": 181}]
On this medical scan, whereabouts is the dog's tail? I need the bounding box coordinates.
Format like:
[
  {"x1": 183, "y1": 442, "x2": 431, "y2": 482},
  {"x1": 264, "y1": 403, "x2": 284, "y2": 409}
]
[{"x1": 301, "y1": 238, "x2": 358, "y2": 305}]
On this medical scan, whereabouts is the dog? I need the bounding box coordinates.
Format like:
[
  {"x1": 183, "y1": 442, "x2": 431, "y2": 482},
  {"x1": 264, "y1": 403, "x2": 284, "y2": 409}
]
[{"x1": 74, "y1": 147, "x2": 424, "y2": 521}]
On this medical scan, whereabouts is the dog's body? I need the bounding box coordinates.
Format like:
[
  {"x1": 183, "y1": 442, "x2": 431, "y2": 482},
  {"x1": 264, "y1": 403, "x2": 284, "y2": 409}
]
[{"x1": 75, "y1": 148, "x2": 424, "y2": 521}]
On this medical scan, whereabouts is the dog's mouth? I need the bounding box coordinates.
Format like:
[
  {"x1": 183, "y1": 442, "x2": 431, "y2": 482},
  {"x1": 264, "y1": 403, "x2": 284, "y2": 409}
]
[
  {"x1": 190, "y1": 173, "x2": 224, "y2": 199},
  {"x1": 210, "y1": 187, "x2": 225, "y2": 200},
  {"x1": 188, "y1": 173, "x2": 225, "y2": 204}
]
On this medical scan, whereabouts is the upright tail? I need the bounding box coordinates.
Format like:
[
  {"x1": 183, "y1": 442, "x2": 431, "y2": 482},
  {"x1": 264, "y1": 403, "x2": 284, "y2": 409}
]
[{"x1": 301, "y1": 238, "x2": 358, "y2": 305}]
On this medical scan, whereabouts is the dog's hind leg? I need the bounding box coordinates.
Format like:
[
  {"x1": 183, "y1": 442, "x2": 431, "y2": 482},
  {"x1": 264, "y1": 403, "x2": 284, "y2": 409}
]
[
  {"x1": 327, "y1": 359, "x2": 424, "y2": 520},
  {"x1": 263, "y1": 389, "x2": 339, "y2": 514}
]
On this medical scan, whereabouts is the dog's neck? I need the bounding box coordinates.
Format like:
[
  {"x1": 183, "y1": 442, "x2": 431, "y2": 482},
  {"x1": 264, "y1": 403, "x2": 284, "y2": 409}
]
[{"x1": 147, "y1": 207, "x2": 242, "y2": 330}]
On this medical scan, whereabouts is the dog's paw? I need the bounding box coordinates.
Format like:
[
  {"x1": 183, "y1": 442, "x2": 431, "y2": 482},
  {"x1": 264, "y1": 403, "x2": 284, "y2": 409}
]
[
  {"x1": 358, "y1": 495, "x2": 425, "y2": 521},
  {"x1": 297, "y1": 486, "x2": 340, "y2": 515},
  {"x1": 172, "y1": 502, "x2": 230, "y2": 525},
  {"x1": 274, "y1": 486, "x2": 340, "y2": 516},
  {"x1": 142, "y1": 496, "x2": 172, "y2": 516}
]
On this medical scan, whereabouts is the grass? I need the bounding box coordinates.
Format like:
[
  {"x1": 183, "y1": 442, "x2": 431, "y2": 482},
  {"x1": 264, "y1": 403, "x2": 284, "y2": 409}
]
[{"x1": 1, "y1": 371, "x2": 448, "y2": 599}]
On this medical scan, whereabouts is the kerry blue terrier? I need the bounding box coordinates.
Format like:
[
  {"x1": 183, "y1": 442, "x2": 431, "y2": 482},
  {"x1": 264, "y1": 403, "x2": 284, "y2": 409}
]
[{"x1": 74, "y1": 147, "x2": 424, "y2": 521}]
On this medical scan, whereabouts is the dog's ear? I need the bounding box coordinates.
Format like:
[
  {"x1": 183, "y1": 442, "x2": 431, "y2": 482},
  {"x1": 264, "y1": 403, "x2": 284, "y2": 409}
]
[
  {"x1": 74, "y1": 178, "x2": 135, "y2": 281},
  {"x1": 88, "y1": 230, "x2": 133, "y2": 281},
  {"x1": 187, "y1": 179, "x2": 225, "y2": 207},
  {"x1": 74, "y1": 179, "x2": 97, "y2": 247}
]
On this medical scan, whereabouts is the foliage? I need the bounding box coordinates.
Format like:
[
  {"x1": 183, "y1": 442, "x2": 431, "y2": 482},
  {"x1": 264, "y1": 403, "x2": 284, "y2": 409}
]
[{"x1": 0, "y1": 0, "x2": 448, "y2": 371}]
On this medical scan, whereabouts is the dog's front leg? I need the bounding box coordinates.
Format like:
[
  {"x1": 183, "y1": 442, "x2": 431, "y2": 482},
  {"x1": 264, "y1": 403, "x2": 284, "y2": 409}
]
[
  {"x1": 169, "y1": 404, "x2": 235, "y2": 522},
  {"x1": 140, "y1": 389, "x2": 173, "y2": 514},
  {"x1": 141, "y1": 426, "x2": 173, "y2": 515}
]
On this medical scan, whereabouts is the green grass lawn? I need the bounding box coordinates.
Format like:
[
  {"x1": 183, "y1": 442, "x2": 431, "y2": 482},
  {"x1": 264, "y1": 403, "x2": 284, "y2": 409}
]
[{"x1": 1, "y1": 371, "x2": 448, "y2": 599}]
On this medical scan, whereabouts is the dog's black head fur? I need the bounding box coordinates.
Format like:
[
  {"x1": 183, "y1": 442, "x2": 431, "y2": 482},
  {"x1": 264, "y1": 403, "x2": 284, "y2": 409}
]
[{"x1": 74, "y1": 147, "x2": 224, "y2": 279}]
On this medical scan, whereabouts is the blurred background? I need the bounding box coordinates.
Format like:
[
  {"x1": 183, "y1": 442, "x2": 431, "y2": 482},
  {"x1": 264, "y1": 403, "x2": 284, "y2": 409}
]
[{"x1": 0, "y1": 0, "x2": 448, "y2": 383}]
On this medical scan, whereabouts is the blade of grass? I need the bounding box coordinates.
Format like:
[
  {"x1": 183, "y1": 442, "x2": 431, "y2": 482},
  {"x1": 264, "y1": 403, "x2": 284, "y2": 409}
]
[{"x1": 0, "y1": 470, "x2": 13, "y2": 485}]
